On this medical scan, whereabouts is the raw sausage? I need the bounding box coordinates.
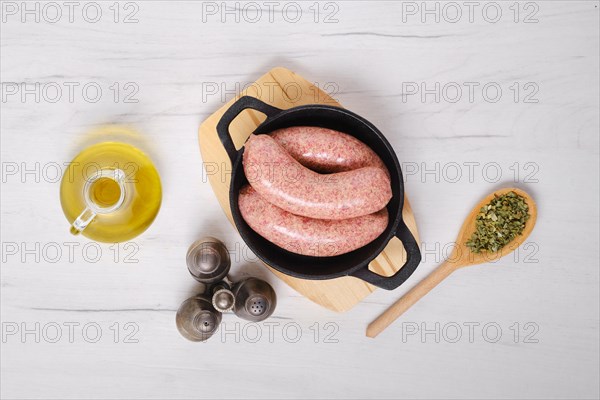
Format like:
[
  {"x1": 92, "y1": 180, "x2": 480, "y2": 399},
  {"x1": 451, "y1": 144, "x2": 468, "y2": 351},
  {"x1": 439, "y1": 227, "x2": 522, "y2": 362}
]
[
  {"x1": 238, "y1": 185, "x2": 388, "y2": 257},
  {"x1": 270, "y1": 126, "x2": 389, "y2": 175},
  {"x1": 243, "y1": 134, "x2": 391, "y2": 220},
  {"x1": 243, "y1": 134, "x2": 392, "y2": 220}
]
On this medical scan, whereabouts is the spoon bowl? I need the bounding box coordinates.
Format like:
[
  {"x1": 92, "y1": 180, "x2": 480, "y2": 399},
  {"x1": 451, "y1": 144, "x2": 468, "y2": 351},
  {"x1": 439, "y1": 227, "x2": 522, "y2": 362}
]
[{"x1": 448, "y1": 187, "x2": 537, "y2": 269}]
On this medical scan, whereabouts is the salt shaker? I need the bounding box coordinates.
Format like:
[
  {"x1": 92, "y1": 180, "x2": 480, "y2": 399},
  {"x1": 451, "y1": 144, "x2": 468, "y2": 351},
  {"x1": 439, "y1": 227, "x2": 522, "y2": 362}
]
[{"x1": 232, "y1": 278, "x2": 277, "y2": 322}]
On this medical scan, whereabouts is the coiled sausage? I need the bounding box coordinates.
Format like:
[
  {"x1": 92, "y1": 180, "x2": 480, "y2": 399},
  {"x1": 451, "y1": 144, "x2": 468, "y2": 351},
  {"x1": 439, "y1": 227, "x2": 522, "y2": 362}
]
[
  {"x1": 238, "y1": 185, "x2": 388, "y2": 257},
  {"x1": 243, "y1": 134, "x2": 391, "y2": 220},
  {"x1": 270, "y1": 126, "x2": 389, "y2": 175}
]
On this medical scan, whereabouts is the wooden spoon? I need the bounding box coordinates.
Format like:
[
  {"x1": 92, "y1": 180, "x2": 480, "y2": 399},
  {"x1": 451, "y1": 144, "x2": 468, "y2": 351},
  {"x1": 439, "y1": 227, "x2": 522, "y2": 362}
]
[{"x1": 366, "y1": 187, "x2": 537, "y2": 338}]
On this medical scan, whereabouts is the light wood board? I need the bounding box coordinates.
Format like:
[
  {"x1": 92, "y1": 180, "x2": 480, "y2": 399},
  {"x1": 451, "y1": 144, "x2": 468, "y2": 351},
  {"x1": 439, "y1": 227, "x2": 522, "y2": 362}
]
[{"x1": 198, "y1": 67, "x2": 420, "y2": 312}]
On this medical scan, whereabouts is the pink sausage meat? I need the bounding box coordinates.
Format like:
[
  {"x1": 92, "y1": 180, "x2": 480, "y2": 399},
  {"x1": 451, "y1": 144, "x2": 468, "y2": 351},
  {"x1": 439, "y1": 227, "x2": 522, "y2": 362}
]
[
  {"x1": 270, "y1": 126, "x2": 389, "y2": 175},
  {"x1": 243, "y1": 134, "x2": 392, "y2": 220},
  {"x1": 239, "y1": 185, "x2": 389, "y2": 257}
]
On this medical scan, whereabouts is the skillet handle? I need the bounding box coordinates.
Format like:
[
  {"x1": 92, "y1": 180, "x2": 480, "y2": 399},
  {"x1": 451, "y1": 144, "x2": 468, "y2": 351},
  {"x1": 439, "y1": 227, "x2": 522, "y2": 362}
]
[
  {"x1": 350, "y1": 220, "x2": 421, "y2": 290},
  {"x1": 216, "y1": 96, "x2": 282, "y2": 164}
]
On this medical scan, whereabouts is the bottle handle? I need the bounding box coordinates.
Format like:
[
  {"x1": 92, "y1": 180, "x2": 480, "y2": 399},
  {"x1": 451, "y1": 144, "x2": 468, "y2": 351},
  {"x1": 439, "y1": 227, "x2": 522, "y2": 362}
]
[{"x1": 70, "y1": 208, "x2": 97, "y2": 235}]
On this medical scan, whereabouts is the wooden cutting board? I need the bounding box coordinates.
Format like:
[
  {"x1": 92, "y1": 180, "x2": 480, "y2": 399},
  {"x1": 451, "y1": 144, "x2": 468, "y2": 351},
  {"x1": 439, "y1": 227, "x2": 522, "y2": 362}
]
[{"x1": 197, "y1": 67, "x2": 420, "y2": 312}]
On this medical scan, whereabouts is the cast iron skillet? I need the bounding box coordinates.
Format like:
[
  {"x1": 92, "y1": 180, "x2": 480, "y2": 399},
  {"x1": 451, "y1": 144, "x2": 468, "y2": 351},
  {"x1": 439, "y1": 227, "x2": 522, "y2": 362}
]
[{"x1": 216, "y1": 96, "x2": 421, "y2": 290}]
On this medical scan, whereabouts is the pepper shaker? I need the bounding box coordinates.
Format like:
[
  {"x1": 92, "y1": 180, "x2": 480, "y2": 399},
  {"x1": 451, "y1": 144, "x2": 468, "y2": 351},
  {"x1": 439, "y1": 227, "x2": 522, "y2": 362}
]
[{"x1": 175, "y1": 294, "x2": 222, "y2": 341}]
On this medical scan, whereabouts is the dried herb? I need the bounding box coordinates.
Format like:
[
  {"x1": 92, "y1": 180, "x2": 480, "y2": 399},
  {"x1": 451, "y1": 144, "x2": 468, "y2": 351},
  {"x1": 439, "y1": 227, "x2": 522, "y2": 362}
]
[{"x1": 466, "y1": 191, "x2": 530, "y2": 253}]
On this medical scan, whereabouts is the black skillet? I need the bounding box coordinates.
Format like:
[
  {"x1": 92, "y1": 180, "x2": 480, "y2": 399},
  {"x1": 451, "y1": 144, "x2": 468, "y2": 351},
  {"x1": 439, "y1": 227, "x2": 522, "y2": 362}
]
[{"x1": 216, "y1": 96, "x2": 421, "y2": 290}]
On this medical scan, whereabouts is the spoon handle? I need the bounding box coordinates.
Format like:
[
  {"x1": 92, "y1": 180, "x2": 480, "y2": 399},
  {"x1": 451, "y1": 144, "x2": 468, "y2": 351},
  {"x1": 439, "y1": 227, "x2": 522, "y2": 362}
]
[{"x1": 366, "y1": 261, "x2": 457, "y2": 338}]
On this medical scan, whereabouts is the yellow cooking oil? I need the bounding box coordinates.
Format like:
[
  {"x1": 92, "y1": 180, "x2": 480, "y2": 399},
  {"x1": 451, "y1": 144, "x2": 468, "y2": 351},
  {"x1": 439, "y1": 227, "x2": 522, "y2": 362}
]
[
  {"x1": 90, "y1": 177, "x2": 122, "y2": 207},
  {"x1": 60, "y1": 141, "x2": 162, "y2": 243}
]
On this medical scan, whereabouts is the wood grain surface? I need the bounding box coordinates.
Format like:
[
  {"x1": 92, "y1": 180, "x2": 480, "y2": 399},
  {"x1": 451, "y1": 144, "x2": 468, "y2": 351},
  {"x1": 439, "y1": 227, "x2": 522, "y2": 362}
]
[{"x1": 1, "y1": 2, "x2": 598, "y2": 399}]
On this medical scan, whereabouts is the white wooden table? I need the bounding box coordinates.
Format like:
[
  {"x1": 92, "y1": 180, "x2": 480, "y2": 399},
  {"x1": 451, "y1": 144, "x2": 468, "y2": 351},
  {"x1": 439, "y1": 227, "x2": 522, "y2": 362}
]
[{"x1": 1, "y1": 1, "x2": 598, "y2": 399}]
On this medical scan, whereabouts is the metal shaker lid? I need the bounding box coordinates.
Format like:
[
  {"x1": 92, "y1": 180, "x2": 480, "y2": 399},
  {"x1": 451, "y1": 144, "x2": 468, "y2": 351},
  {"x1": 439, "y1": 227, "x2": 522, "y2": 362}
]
[
  {"x1": 175, "y1": 295, "x2": 222, "y2": 342},
  {"x1": 232, "y1": 278, "x2": 276, "y2": 322},
  {"x1": 212, "y1": 287, "x2": 235, "y2": 313},
  {"x1": 186, "y1": 237, "x2": 231, "y2": 284}
]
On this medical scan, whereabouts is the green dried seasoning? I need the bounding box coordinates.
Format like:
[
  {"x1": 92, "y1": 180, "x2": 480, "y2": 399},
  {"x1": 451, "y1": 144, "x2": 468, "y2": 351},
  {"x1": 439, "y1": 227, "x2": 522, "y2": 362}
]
[{"x1": 466, "y1": 191, "x2": 530, "y2": 253}]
